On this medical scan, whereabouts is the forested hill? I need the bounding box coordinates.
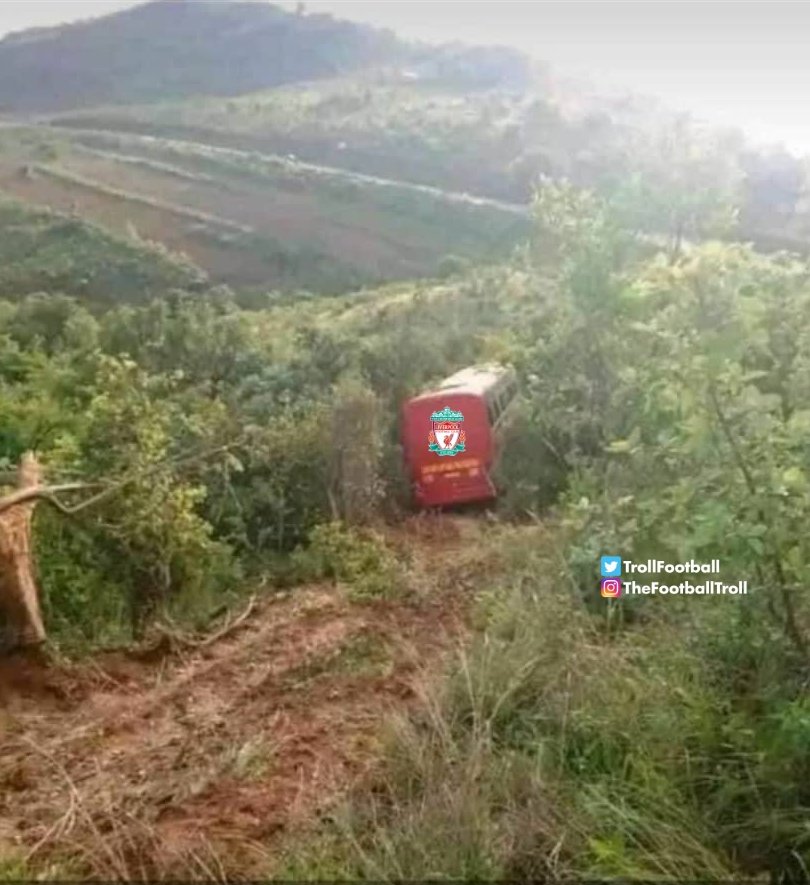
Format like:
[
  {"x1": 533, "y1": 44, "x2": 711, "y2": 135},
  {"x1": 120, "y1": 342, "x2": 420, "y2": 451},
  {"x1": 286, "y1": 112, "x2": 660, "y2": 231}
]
[{"x1": 0, "y1": 0, "x2": 413, "y2": 112}]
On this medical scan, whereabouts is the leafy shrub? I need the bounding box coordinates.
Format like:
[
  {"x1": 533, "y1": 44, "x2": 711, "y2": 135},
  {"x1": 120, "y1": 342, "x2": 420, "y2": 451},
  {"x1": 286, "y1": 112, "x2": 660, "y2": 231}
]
[
  {"x1": 292, "y1": 521, "x2": 406, "y2": 601},
  {"x1": 36, "y1": 512, "x2": 131, "y2": 649},
  {"x1": 280, "y1": 182, "x2": 810, "y2": 883}
]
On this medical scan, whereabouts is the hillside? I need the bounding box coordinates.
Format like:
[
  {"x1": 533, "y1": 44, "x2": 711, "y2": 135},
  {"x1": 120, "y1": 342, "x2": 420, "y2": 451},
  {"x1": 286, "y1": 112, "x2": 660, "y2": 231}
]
[
  {"x1": 0, "y1": 200, "x2": 809, "y2": 879},
  {"x1": 0, "y1": 196, "x2": 208, "y2": 304},
  {"x1": 0, "y1": 1, "x2": 409, "y2": 112},
  {"x1": 48, "y1": 72, "x2": 632, "y2": 203},
  {"x1": 0, "y1": 125, "x2": 528, "y2": 295},
  {"x1": 2, "y1": 1, "x2": 806, "y2": 299},
  {"x1": 0, "y1": 8, "x2": 809, "y2": 880},
  {"x1": 49, "y1": 69, "x2": 810, "y2": 253}
]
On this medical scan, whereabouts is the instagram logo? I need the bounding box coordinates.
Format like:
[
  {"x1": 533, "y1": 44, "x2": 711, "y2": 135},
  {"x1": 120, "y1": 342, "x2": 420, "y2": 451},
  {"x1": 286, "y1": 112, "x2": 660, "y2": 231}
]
[{"x1": 600, "y1": 578, "x2": 622, "y2": 598}]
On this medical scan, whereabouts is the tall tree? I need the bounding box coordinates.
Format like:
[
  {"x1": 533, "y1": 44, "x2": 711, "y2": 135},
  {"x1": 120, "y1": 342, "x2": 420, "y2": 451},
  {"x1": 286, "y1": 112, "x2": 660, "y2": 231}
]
[{"x1": 612, "y1": 116, "x2": 743, "y2": 258}]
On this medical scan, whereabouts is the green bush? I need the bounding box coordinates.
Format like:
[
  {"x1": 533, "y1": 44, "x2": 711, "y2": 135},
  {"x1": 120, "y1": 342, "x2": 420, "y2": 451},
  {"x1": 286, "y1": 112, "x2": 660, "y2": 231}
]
[
  {"x1": 276, "y1": 182, "x2": 810, "y2": 883},
  {"x1": 292, "y1": 521, "x2": 406, "y2": 601}
]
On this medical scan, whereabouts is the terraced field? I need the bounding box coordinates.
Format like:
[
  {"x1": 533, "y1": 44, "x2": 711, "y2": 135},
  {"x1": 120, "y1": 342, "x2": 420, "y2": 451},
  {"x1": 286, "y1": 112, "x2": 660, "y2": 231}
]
[
  {"x1": 0, "y1": 124, "x2": 530, "y2": 296},
  {"x1": 46, "y1": 78, "x2": 530, "y2": 199}
]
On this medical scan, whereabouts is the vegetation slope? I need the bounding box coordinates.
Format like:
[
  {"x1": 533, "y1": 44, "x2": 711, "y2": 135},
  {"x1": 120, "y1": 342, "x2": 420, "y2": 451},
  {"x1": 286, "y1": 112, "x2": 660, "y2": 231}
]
[
  {"x1": 0, "y1": 196, "x2": 208, "y2": 304},
  {"x1": 50, "y1": 67, "x2": 810, "y2": 254},
  {"x1": 0, "y1": 3, "x2": 807, "y2": 881},
  {"x1": 0, "y1": 181, "x2": 808, "y2": 880},
  {"x1": 0, "y1": 125, "x2": 528, "y2": 295}
]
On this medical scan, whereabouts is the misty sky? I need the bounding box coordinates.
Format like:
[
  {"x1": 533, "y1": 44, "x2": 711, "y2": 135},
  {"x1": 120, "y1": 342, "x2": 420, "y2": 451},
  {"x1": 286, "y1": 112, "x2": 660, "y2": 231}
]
[{"x1": 0, "y1": 1, "x2": 808, "y2": 153}]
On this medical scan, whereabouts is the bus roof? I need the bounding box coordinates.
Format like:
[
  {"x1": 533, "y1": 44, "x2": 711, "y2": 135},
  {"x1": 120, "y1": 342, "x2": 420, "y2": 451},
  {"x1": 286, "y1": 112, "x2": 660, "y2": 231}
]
[{"x1": 409, "y1": 364, "x2": 514, "y2": 402}]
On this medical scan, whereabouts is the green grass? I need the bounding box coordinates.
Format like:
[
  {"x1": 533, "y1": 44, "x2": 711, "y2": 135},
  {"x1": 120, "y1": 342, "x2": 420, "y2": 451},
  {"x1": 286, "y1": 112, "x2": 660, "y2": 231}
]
[
  {"x1": 280, "y1": 631, "x2": 394, "y2": 693},
  {"x1": 333, "y1": 632, "x2": 393, "y2": 677},
  {"x1": 0, "y1": 857, "x2": 30, "y2": 881},
  {"x1": 0, "y1": 852, "x2": 76, "y2": 881},
  {"x1": 275, "y1": 523, "x2": 804, "y2": 881},
  {"x1": 219, "y1": 736, "x2": 275, "y2": 782}
]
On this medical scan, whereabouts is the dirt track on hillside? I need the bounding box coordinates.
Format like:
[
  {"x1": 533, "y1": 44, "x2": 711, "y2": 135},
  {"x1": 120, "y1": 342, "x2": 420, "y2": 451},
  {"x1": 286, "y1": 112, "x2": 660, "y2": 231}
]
[{"x1": 0, "y1": 516, "x2": 491, "y2": 880}]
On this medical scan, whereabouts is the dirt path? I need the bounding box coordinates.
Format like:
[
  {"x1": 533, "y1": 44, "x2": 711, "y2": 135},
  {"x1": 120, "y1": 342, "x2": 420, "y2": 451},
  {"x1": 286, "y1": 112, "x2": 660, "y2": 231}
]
[{"x1": 0, "y1": 516, "x2": 493, "y2": 879}]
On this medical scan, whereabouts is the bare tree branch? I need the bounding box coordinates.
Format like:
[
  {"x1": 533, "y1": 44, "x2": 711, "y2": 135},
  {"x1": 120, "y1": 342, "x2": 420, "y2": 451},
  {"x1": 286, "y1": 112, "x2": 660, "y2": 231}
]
[
  {"x1": 0, "y1": 483, "x2": 98, "y2": 515},
  {"x1": 0, "y1": 439, "x2": 245, "y2": 518}
]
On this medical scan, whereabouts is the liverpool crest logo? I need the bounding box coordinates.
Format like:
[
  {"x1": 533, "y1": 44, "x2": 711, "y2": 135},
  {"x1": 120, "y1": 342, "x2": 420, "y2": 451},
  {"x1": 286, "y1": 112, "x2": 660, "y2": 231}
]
[{"x1": 428, "y1": 406, "x2": 466, "y2": 457}]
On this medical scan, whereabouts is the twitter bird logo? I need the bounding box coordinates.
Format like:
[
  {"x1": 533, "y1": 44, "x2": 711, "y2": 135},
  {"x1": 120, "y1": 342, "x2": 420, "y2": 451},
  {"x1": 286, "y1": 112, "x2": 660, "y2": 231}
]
[{"x1": 600, "y1": 556, "x2": 622, "y2": 577}]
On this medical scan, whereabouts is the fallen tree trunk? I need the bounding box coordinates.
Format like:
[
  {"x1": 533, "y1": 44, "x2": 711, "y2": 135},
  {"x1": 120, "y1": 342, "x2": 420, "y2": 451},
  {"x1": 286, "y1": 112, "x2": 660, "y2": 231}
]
[{"x1": 0, "y1": 453, "x2": 46, "y2": 650}]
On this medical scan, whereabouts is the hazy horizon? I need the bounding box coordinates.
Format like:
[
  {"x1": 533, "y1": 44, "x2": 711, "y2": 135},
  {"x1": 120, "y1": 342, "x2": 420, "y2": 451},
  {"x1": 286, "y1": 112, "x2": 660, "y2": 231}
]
[{"x1": 1, "y1": 0, "x2": 808, "y2": 155}]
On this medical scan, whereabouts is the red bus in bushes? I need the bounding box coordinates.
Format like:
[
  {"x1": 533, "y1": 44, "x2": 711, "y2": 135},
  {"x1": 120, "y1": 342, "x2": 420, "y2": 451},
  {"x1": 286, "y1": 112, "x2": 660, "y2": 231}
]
[{"x1": 401, "y1": 364, "x2": 518, "y2": 508}]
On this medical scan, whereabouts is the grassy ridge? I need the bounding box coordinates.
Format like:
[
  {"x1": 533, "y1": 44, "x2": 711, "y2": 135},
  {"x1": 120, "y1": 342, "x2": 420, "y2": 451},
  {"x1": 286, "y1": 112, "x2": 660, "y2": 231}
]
[{"x1": 0, "y1": 196, "x2": 208, "y2": 303}]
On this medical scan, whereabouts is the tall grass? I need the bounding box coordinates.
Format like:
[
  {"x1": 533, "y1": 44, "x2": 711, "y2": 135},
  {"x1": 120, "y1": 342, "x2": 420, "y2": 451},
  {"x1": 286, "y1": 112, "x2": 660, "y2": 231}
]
[{"x1": 279, "y1": 523, "x2": 805, "y2": 880}]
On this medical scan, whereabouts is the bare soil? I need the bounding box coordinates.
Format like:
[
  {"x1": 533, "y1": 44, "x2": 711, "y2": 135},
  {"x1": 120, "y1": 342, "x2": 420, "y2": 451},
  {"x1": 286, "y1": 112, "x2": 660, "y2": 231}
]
[{"x1": 0, "y1": 515, "x2": 493, "y2": 879}]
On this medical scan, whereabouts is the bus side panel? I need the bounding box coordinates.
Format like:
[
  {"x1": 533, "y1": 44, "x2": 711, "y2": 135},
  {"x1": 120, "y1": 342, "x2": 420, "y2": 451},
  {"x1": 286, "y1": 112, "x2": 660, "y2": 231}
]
[{"x1": 402, "y1": 393, "x2": 495, "y2": 508}]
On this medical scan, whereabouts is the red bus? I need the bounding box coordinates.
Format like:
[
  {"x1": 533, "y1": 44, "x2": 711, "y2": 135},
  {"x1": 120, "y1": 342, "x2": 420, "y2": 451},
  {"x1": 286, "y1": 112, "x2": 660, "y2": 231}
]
[{"x1": 401, "y1": 364, "x2": 518, "y2": 508}]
